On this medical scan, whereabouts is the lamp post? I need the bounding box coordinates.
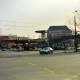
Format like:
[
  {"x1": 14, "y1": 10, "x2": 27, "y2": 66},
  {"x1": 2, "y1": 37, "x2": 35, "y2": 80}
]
[{"x1": 74, "y1": 10, "x2": 78, "y2": 52}]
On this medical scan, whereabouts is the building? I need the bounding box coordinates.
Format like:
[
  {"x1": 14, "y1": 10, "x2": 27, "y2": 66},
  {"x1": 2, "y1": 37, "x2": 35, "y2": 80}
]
[
  {"x1": 0, "y1": 36, "x2": 28, "y2": 48},
  {"x1": 47, "y1": 25, "x2": 72, "y2": 39},
  {"x1": 47, "y1": 25, "x2": 73, "y2": 48}
]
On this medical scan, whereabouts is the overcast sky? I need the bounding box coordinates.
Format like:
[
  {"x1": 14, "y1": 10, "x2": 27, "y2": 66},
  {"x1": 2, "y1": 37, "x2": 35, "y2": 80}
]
[{"x1": 0, "y1": 0, "x2": 80, "y2": 38}]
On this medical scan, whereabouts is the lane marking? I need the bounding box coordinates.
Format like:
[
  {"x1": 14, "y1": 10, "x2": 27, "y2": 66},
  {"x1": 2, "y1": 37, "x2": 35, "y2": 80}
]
[
  {"x1": 44, "y1": 68, "x2": 55, "y2": 73},
  {"x1": 28, "y1": 63, "x2": 37, "y2": 66},
  {"x1": 64, "y1": 74, "x2": 80, "y2": 80},
  {"x1": 64, "y1": 78, "x2": 72, "y2": 80},
  {"x1": 71, "y1": 75, "x2": 78, "y2": 78}
]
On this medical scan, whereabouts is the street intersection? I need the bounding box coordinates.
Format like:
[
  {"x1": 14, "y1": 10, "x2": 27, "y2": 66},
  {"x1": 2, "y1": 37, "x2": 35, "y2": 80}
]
[{"x1": 0, "y1": 50, "x2": 80, "y2": 80}]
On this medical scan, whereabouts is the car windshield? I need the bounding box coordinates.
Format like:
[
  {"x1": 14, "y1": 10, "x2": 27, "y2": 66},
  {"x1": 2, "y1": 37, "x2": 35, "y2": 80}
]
[{"x1": 43, "y1": 47, "x2": 49, "y2": 50}]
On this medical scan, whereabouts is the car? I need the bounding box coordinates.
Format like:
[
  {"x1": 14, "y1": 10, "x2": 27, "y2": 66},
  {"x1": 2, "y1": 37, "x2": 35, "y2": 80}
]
[
  {"x1": 40, "y1": 47, "x2": 53, "y2": 54},
  {"x1": 1, "y1": 48, "x2": 7, "y2": 51}
]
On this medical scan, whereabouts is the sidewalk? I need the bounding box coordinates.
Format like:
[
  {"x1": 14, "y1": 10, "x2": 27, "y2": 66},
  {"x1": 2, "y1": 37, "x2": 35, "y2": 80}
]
[{"x1": 53, "y1": 50, "x2": 80, "y2": 55}]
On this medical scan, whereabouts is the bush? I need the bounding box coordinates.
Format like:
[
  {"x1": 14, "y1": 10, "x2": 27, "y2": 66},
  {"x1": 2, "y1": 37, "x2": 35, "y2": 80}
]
[{"x1": 54, "y1": 46, "x2": 64, "y2": 50}]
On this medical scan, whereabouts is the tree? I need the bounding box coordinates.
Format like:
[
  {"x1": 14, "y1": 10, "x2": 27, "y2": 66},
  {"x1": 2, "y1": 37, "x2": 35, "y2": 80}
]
[
  {"x1": 76, "y1": 10, "x2": 80, "y2": 27},
  {"x1": 66, "y1": 10, "x2": 80, "y2": 32}
]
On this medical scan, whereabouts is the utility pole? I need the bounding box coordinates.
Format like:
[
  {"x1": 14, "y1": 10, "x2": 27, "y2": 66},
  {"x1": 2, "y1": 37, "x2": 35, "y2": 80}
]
[{"x1": 74, "y1": 10, "x2": 78, "y2": 52}]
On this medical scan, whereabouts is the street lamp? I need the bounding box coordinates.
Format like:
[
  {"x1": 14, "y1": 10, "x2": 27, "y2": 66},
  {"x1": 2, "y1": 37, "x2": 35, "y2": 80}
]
[{"x1": 73, "y1": 10, "x2": 78, "y2": 52}]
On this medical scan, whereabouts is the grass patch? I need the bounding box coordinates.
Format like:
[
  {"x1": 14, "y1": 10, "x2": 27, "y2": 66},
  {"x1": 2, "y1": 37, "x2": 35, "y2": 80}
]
[{"x1": 0, "y1": 52, "x2": 2, "y2": 54}]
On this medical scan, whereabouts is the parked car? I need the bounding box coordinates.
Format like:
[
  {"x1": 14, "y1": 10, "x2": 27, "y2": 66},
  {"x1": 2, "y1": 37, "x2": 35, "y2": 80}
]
[
  {"x1": 1, "y1": 48, "x2": 7, "y2": 51},
  {"x1": 40, "y1": 47, "x2": 53, "y2": 54}
]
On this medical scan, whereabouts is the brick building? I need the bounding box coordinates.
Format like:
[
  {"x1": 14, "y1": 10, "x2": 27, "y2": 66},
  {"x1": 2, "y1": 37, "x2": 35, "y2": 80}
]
[{"x1": 0, "y1": 36, "x2": 28, "y2": 48}]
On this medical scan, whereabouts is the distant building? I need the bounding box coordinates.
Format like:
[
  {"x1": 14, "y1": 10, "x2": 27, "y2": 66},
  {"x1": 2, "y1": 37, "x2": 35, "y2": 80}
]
[
  {"x1": 47, "y1": 25, "x2": 73, "y2": 48},
  {"x1": 8, "y1": 34, "x2": 17, "y2": 36},
  {"x1": 0, "y1": 36, "x2": 28, "y2": 48},
  {"x1": 47, "y1": 25, "x2": 72, "y2": 39}
]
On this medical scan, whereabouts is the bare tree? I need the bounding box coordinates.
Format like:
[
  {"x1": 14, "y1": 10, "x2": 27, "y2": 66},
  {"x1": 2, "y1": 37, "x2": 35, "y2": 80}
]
[
  {"x1": 66, "y1": 10, "x2": 80, "y2": 33},
  {"x1": 76, "y1": 10, "x2": 80, "y2": 27}
]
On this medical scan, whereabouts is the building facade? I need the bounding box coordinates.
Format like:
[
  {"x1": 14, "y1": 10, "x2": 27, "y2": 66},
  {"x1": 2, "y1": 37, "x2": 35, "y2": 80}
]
[
  {"x1": 0, "y1": 36, "x2": 28, "y2": 48},
  {"x1": 47, "y1": 25, "x2": 72, "y2": 39},
  {"x1": 47, "y1": 25, "x2": 73, "y2": 48}
]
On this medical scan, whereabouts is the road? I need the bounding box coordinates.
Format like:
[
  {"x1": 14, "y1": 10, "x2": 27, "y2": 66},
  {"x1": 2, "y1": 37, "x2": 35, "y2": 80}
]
[{"x1": 0, "y1": 50, "x2": 80, "y2": 80}]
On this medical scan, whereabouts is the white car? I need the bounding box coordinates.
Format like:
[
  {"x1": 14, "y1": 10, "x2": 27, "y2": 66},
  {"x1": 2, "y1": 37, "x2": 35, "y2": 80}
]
[
  {"x1": 40, "y1": 47, "x2": 53, "y2": 54},
  {"x1": 1, "y1": 48, "x2": 7, "y2": 51}
]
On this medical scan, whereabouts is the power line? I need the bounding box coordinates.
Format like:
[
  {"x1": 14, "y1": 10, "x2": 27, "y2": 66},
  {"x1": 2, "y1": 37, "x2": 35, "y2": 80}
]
[{"x1": 0, "y1": 20, "x2": 51, "y2": 25}]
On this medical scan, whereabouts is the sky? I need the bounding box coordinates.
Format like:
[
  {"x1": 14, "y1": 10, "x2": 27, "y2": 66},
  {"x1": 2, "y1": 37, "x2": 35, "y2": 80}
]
[{"x1": 0, "y1": 0, "x2": 80, "y2": 38}]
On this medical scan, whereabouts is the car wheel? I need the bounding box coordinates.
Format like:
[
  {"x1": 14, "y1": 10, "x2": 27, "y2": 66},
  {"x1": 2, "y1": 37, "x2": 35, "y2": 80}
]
[
  {"x1": 40, "y1": 52, "x2": 42, "y2": 54},
  {"x1": 47, "y1": 51, "x2": 49, "y2": 54},
  {"x1": 49, "y1": 51, "x2": 53, "y2": 54},
  {"x1": 51, "y1": 51, "x2": 53, "y2": 53},
  {"x1": 40, "y1": 52, "x2": 44, "y2": 55}
]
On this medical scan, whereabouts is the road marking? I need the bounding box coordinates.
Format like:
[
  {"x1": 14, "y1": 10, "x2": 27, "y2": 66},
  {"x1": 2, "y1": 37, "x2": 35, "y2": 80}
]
[
  {"x1": 28, "y1": 63, "x2": 37, "y2": 66},
  {"x1": 64, "y1": 74, "x2": 80, "y2": 80},
  {"x1": 71, "y1": 75, "x2": 78, "y2": 78},
  {"x1": 44, "y1": 68, "x2": 55, "y2": 73},
  {"x1": 64, "y1": 78, "x2": 72, "y2": 80}
]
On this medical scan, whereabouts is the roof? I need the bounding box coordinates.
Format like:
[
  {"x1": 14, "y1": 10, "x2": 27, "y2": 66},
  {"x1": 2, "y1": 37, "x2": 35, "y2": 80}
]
[
  {"x1": 35, "y1": 30, "x2": 47, "y2": 33},
  {"x1": 48, "y1": 25, "x2": 70, "y2": 31}
]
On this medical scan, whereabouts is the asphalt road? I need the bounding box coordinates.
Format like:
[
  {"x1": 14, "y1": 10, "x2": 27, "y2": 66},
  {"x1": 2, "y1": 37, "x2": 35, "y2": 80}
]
[{"x1": 0, "y1": 50, "x2": 80, "y2": 80}]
